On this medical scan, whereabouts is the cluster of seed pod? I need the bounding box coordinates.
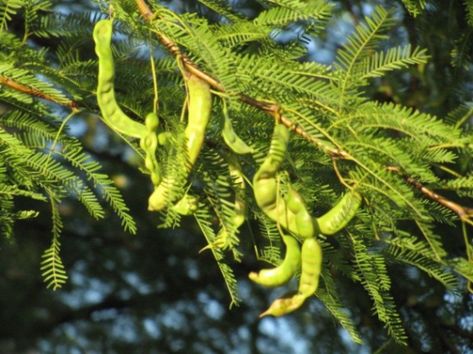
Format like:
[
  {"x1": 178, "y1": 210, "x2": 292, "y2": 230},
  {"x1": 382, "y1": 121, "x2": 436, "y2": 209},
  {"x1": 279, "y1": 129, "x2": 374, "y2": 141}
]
[
  {"x1": 93, "y1": 18, "x2": 361, "y2": 318},
  {"x1": 93, "y1": 19, "x2": 212, "y2": 215},
  {"x1": 147, "y1": 73, "x2": 212, "y2": 212},
  {"x1": 250, "y1": 122, "x2": 362, "y2": 317}
]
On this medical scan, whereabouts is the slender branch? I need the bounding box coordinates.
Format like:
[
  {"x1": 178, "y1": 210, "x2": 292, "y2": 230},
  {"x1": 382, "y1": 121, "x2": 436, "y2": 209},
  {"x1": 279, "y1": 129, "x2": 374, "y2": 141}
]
[
  {"x1": 134, "y1": 0, "x2": 473, "y2": 222},
  {"x1": 1, "y1": 1, "x2": 469, "y2": 222},
  {"x1": 135, "y1": 0, "x2": 348, "y2": 159},
  {"x1": 387, "y1": 166, "x2": 473, "y2": 222},
  {"x1": 0, "y1": 75, "x2": 79, "y2": 110}
]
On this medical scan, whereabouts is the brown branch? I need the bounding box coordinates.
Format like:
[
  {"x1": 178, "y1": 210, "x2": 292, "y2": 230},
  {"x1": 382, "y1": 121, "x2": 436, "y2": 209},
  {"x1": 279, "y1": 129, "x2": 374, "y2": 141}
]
[
  {"x1": 0, "y1": 75, "x2": 79, "y2": 110},
  {"x1": 1, "y1": 2, "x2": 468, "y2": 224},
  {"x1": 387, "y1": 166, "x2": 473, "y2": 221},
  {"x1": 135, "y1": 0, "x2": 348, "y2": 159},
  {"x1": 135, "y1": 0, "x2": 473, "y2": 222}
]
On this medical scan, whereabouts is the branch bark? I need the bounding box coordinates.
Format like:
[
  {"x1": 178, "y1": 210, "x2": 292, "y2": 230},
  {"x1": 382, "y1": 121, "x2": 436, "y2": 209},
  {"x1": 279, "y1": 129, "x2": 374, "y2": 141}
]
[
  {"x1": 134, "y1": 0, "x2": 473, "y2": 223},
  {"x1": 0, "y1": 2, "x2": 470, "y2": 223},
  {"x1": 0, "y1": 75, "x2": 79, "y2": 110}
]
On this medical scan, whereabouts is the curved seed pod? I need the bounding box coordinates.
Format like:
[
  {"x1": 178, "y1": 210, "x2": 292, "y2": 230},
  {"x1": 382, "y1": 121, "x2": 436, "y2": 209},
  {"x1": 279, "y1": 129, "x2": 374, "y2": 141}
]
[
  {"x1": 140, "y1": 112, "x2": 161, "y2": 186},
  {"x1": 284, "y1": 185, "x2": 319, "y2": 239},
  {"x1": 259, "y1": 237, "x2": 322, "y2": 317},
  {"x1": 185, "y1": 74, "x2": 212, "y2": 165},
  {"x1": 259, "y1": 293, "x2": 306, "y2": 317},
  {"x1": 254, "y1": 123, "x2": 289, "y2": 187},
  {"x1": 249, "y1": 234, "x2": 301, "y2": 287},
  {"x1": 253, "y1": 124, "x2": 316, "y2": 239},
  {"x1": 298, "y1": 237, "x2": 322, "y2": 297},
  {"x1": 148, "y1": 74, "x2": 212, "y2": 211},
  {"x1": 93, "y1": 19, "x2": 146, "y2": 139},
  {"x1": 172, "y1": 194, "x2": 199, "y2": 215},
  {"x1": 316, "y1": 191, "x2": 362, "y2": 235},
  {"x1": 222, "y1": 115, "x2": 253, "y2": 154}
]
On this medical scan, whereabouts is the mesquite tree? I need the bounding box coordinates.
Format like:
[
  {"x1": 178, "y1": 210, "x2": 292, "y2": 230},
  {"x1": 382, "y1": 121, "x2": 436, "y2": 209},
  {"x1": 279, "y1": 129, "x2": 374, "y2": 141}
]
[{"x1": 0, "y1": 0, "x2": 472, "y2": 349}]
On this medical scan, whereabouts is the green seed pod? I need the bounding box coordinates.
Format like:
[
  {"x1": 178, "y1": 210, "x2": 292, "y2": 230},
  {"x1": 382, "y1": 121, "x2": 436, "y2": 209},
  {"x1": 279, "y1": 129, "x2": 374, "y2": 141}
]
[
  {"x1": 229, "y1": 158, "x2": 246, "y2": 227},
  {"x1": 298, "y1": 237, "x2": 322, "y2": 297},
  {"x1": 259, "y1": 237, "x2": 322, "y2": 317},
  {"x1": 211, "y1": 158, "x2": 247, "y2": 252},
  {"x1": 145, "y1": 112, "x2": 159, "y2": 131},
  {"x1": 222, "y1": 115, "x2": 253, "y2": 155},
  {"x1": 253, "y1": 124, "x2": 316, "y2": 240},
  {"x1": 249, "y1": 234, "x2": 301, "y2": 287},
  {"x1": 139, "y1": 112, "x2": 160, "y2": 186},
  {"x1": 172, "y1": 194, "x2": 199, "y2": 215},
  {"x1": 158, "y1": 132, "x2": 172, "y2": 146},
  {"x1": 316, "y1": 191, "x2": 362, "y2": 235},
  {"x1": 93, "y1": 19, "x2": 147, "y2": 139},
  {"x1": 259, "y1": 293, "x2": 306, "y2": 318},
  {"x1": 148, "y1": 74, "x2": 211, "y2": 211},
  {"x1": 286, "y1": 185, "x2": 319, "y2": 239},
  {"x1": 185, "y1": 74, "x2": 212, "y2": 165}
]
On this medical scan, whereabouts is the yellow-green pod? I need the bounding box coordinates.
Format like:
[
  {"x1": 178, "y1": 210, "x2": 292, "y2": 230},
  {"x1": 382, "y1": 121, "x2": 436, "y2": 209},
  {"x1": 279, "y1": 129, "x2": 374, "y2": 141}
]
[
  {"x1": 316, "y1": 191, "x2": 362, "y2": 235},
  {"x1": 298, "y1": 237, "x2": 322, "y2": 297},
  {"x1": 211, "y1": 158, "x2": 247, "y2": 251},
  {"x1": 140, "y1": 112, "x2": 161, "y2": 186},
  {"x1": 230, "y1": 160, "x2": 246, "y2": 228},
  {"x1": 249, "y1": 234, "x2": 301, "y2": 287},
  {"x1": 148, "y1": 74, "x2": 212, "y2": 211},
  {"x1": 93, "y1": 19, "x2": 146, "y2": 139},
  {"x1": 222, "y1": 116, "x2": 254, "y2": 155},
  {"x1": 172, "y1": 194, "x2": 199, "y2": 215},
  {"x1": 254, "y1": 124, "x2": 316, "y2": 240},
  {"x1": 185, "y1": 74, "x2": 212, "y2": 165},
  {"x1": 259, "y1": 237, "x2": 322, "y2": 317},
  {"x1": 259, "y1": 293, "x2": 306, "y2": 318},
  {"x1": 158, "y1": 131, "x2": 173, "y2": 146},
  {"x1": 284, "y1": 185, "x2": 318, "y2": 239}
]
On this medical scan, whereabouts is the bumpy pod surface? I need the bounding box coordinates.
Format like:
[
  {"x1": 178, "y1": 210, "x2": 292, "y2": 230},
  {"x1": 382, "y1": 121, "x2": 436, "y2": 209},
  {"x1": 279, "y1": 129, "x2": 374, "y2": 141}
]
[
  {"x1": 298, "y1": 237, "x2": 322, "y2": 297},
  {"x1": 140, "y1": 112, "x2": 161, "y2": 186},
  {"x1": 259, "y1": 237, "x2": 322, "y2": 317},
  {"x1": 222, "y1": 115, "x2": 253, "y2": 154},
  {"x1": 93, "y1": 19, "x2": 146, "y2": 139},
  {"x1": 148, "y1": 74, "x2": 211, "y2": 211},
  {"x1": 249, "y1": 234, "x2": 301, "y2": 287},
  {"x1": 253, "y1": 124, "x2": 316, "y2": 239},
  {"x1": 316, "y1": 191, "x2": 362, "y2": 235}
]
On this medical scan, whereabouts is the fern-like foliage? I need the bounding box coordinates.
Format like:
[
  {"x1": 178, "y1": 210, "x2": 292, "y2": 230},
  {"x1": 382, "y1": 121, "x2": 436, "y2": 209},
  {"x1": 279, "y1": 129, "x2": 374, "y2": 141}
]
[
  {"x1": 40, "y1": 193, "x2": 68, "y2": 290},
  {"x1": 466, "y1": 0, "x2": 473, "y2": 26},
  {"x1": 401, "y1": 0, "x2": 427, "y2": 17},
  {"x1": 104, "y1": 1, "x2": 473, "y2": 343},
  {"x1": 0, "y1": 0, "x2": 25, "y2": 31},
  {"x1": 1, "y1": 0, "x2": 473, "y2": 345},
  {"x1": 0, "y1": 1, "x2": 137, "y2": 289}
]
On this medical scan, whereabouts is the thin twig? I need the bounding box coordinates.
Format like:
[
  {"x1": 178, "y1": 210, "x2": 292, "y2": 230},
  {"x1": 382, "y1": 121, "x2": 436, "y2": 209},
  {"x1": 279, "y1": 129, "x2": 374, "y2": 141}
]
[
  {"x1": 387, "y1": 166, "x2": 473, "y2": 222},
  {"x1": 1, "y1": 1, "x2": 470, "y2": 222},
  {"x1": 134, "y1": 0, "x2": 347, "y2": 159},
  {"x1": 134, "y1": 0, "x2": 473, "y2": 222},
  {"x1": 0, "y1": 75, "x2": 79, "y2": 110}
]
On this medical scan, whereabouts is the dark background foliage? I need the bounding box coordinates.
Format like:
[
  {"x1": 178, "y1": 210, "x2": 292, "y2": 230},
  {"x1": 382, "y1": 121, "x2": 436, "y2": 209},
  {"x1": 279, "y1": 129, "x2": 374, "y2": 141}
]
[{"x1": 0, "y1": 0, "x2": 472, "y2": 353}]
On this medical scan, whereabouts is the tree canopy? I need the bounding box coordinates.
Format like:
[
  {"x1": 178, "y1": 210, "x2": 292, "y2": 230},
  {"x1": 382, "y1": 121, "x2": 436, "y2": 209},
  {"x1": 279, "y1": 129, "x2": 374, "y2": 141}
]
[{"x1": 0, "y1": 0, "x2": 472, "y2": 353}]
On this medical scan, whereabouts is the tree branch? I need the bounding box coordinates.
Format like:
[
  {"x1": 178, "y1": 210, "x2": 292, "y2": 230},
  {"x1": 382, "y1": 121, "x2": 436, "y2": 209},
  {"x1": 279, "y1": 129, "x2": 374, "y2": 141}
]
[
  {"x1": 134, "y1": 0, "x2": 473, "y2": 223},
  {"x1": 134, "y1": 0, "x2": 348, "y2": 159},
  {"x1": 0, "y1": 75, "x2": 79, "y2": 110},
  {"x1": 1, "y1": 2, "x2": 469, "y2": 223},
  {"x1": 388, "y1": 166, "x2": 473, "y2": 222}
]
